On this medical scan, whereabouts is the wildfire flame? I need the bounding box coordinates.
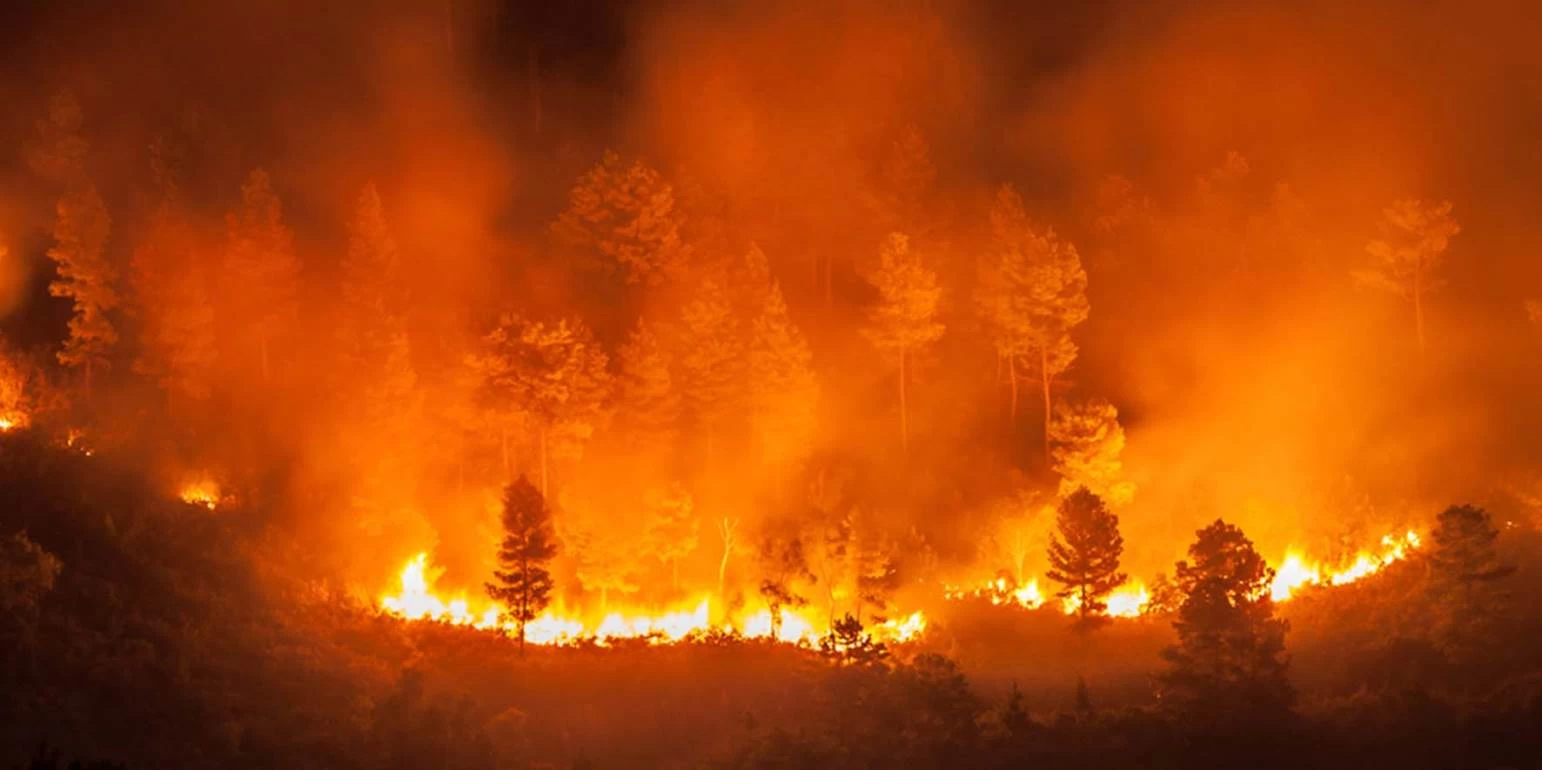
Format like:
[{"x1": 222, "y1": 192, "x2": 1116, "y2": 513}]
[
  {"x1": 1269, "y1": 530, "x2": 1421, "y2": 601},
  {"x1": 378, "y1": 553, "x2": 921, "y2": 647},
  {"x1": 179, "y1": 477, "x2": 222, "y2": 510}
]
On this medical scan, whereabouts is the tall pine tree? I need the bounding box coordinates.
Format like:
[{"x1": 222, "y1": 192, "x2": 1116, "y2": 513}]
[
  {"x1": 1046, "y1": 488, "x2": 1126, "y2": 627},
  {"x1": 863, "y1": 233, "x2": 944, "y2": 454},
  {"x1": 223, "y1": 168, "x2": 299, "y2": 383},
  {"x1": 678, "y1": 278, "x2": 745, "y2": 463},
  {"x1": 616, "y1": 319, "x2": 680, "y2": 464},
  {"x1": 485, "y1": 475, "x2": 558, "y2": 652},
  {"x1": 748, "y1": 282, "x2": 819, "y2": 467}
]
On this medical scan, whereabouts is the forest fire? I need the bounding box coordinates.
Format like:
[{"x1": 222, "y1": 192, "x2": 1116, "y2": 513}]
[
  {"x1": 379, "y1": 553, "x2": 921, "y2": 646},
  {"x1": 1269, "y1": 531, "x2": 1422, "y2": 601},
  {"x1": 178, "y1": 478, "x2": 222, "y2": 510}
]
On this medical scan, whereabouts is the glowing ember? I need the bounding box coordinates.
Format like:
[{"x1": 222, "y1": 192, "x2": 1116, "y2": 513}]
[{"x1": 944, "y1": 577, "x2": 1046, "y2": 609}]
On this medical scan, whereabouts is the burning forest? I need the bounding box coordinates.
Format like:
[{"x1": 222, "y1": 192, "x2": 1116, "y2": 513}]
[{"x1": 3, "y1": 0, "x2": 1542, "y2": 768}]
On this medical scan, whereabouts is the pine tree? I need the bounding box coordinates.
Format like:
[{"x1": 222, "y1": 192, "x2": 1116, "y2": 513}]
[
  {"x1": 616, "y1": 320, "x2": 680, "y2": 462},
  {"x1": 1427, "y1": 504, "x2": 1513, "y2": 654},
  {"x1": 975, "y1": 185, "x2": 1088, "y2": 453},
  {"x1": 485, "y1": 475, "x2": 558, "y2": 652},
  {"x1": 862, "y1": 233, "x2": 944, "y2": 454},
  {"x1": 643, "y1": 483, "x2": 697, "y2": 592},
  {"x1": 1356, "y1": 199, "x2": 1459, "y2": 357},
  {"x1": 130, "y1": 165, "x2": 216, "y2": 403},
  {"x1": 1158, "y1": 519, "x2": 1292, "y2": 720},
  {"x1": 1046, "y1": 488, "x2": 1126, "y2": 628},
  {"x1": 223, "y1": 169, "x2": 299, "y2": 383},
  {"x1": 48, "y1": 184, "x2": 116, "y2": 393},
  {"x1": 820, "y1": 613, "x2": 889, "y2": 668},
  {"x1": 678, "y1": 278, "x2": 745, "y2": 462},
  {"x1": 877, "y1": 124, "x2": 937, "y2": 240},
  {"x1": 468, "y1": 314, "x2": 610, "y2": 495},
  {"x1": 1048, "y1": 397, "x2": 1134, "y2": 505},
  {"x1": 552, "y1": 151, "x2": 689, "y2": 286},
  {"x1": 747, "y1": 282, "x2": 819, "y2": 467}
]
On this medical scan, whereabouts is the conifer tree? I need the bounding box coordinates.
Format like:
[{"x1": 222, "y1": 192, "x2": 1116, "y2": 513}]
[
  {"x1": 1356, "y1": 198, "x2": 1459, "y2": 357},
  {"x1": 48, "y1": 184, "x2": 116, "y2": 393},
  {"x1": 975, "y1": 185, "x2": 1088, "y2": 452},
  {"x1": 130, "y1": 157, "x2": 216, "y2": 403},
  {"x1": 616, "y1": 320, "x2": 680, "y2": 462},
  {"x1": 748, "y1": 282, "x2": 819, "y2": 466},
  {"x1": 1158, "y1": 519, "x2": 1292, "y2": 720},
  {"x1": 1048, "y1": 397, "x2": 1134, "y2": 505},
  {"x1": 1427, "y1": 504, "x2": 1513, "y2": 653},
  {"x1": 863, "y1": 233, "x2": 944, "y2": 453},
  {"x1": 552, "y1": 151, "x2": 688, "y2": 286},
  {"x1": 485, "y1": 475, "x2": 558, "y2": 652},
  {"x1": 1046, "y1": 488, "x2": 1126, "y2": 627},
  {"x1": 223, "y1": 169, "x2": 299, "y2": 382},
  {"x1": 643, "y1": 483, "x2": 698, "y2": 592},
  {"x1": 468, "y1": 314, "x2": 610, "y2": 495},
  {"x1": 678, "y1": 278, "x2": 745, "y2": 462}
]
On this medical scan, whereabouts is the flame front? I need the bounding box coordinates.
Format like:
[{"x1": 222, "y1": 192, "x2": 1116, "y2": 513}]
[{"x1": 1269, "y1": 531, "x2": 1421, "y2": 601}]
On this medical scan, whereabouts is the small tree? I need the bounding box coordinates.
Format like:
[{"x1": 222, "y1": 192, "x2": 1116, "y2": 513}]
[
  {"x1": 1045, "y1": 488, "x2": 1126, "y2": 628},
  {"x1": 616, "y1": 320, "x2": 680, "y2": 463},
  {"x1": 1048, "y1": 397, "x2": 1134, "y2": 505},
  {"x1": 223, "y1": 168, "x2": 299, "y2": 382},
  {"x1": 820, "y1": 613, "x2": 890, "y2": 668},
  {"x1": 748, "y1": 282, "x2": 819, "y2": 467},
  {"x1": 678, "y1": 278, "x2": 745, "y2": 462},
  {"x1": 1428, "y1": 504, "x2": 1513, "y2": 654},
  {"x1": 863, "y1": 233, "x2": 945, "y2": 453},
  {"x1": 643, "y1": 483, "x2": 698, "y2": 592},
  {"x1": 552, "y1": 151, "x2": 688, "y2": 286},
  {"x1": 1356, "y1": 199, "x2": 1459, "y2": 357},
  {"x1": 485, "y1": 476, "x2": 558, "y2": 652},
  {"x1": 1158, "y1": 519, "x2": 1292, "y2": 720},
  {"x1": 757, "y1": 533, "x2": 812, "y2": 639},
  {"x1": 48, "y1": 184, "x2": 116, "y2": 393}
]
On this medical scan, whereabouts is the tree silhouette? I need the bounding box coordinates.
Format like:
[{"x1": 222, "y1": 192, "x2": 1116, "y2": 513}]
[
  {"x1": 678, "y1": 278, "x2": 745, "y2": 462},
  {"x1": 48, "y1": 184, "x2": 116, "y2": 395},
  {"x1": 863, "y1": 233, "x2": 945, "y2": 454},
  {"x1": 1048, "y1": 397, "x2": 1134, "y2": 505},
  {"x1": 1158, "y1": 519, "x2": 1292, "y2": 720},
  {"x1": 223, "y1": 169, "x2": 299, "y2": 383},
  {"x1": 552, "y1": 150, "x2": 689, "y2": 286},
  {"x1": 1045, "y1": 488, "x2": 1126, "y2": 628},
  {"x1": 757, "y1": 533, "x2": 812, "y2": 640},
  {"x1": 975, "y1": 185, "x2": 1087, "y2": 454},
  {"x1": 485, "y1": 476, "x2": 557, "y2": 652},
  {"x1": 820, "y1": 613, "x2": 890, "y2": 668},
  {"x1": 1428, "y1": 504, "x2": 1513, "y2": 655},
  {"x1": 748, "y1": 282, "x2": 818, "y2": 467},
  {"x1": 468, "y1": 314, "x2": 610, "y2": 495},
  {"x1": 643, "y1": 483, "x2": 697, "y2": 592},
  {"x1": 616, "y1": 319, "x2": 680, "y2": 463},
  {"x1": 1356, "y1": 199, "x2": 1459, "y2": 357}
]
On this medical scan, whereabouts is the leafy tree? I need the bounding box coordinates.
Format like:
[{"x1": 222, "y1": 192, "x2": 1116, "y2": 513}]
[
  {"x1": 615, "y1": 319, "x2": 680, "y2": 462},
  {"x1": 877, "y1": 124, "x2": 938, "y2": 240},
  {"x1": 467, "y1": 314, "x2": 610, "y2": 495},
  {"x1": 1356, "y1": 199, "x2": 1459, "y2": 357},
  {"x1": 853, "y1": 522, "x2": 901, "y2": 623},
  {"x1": 643, "y1": 483, "x2": 698, "y2": 592},
  {"x1": 48, "y1": 183, "x2": 116, "y2": 393},
  {"x1": 975, "y1": 185, "x2": 1088, "y2": 453},
  {"x1": 0, "y1": 531, "x2": 62, "y2": 619},
  {"x1": 565, "y1": 516, "x2": 639, "y2": 612},
  {"x1": 131, "y1": 145, "x2": 216, "y2": 402},
  {"x1": 1048, "y1": 397, "x2": 1134, "y2": 505},
  {"x1": 748, "y1": 282, "x2": 819, "y2": 467},
  {"x1": 1158, "y1": 519, "x2": 1293, "y2": 720},
  {"x1": 678, "y1": 278, "x2": 745, "y2": 462},
  {"x1": 862, "y1": 232, "x2": 945, "y2": 453},
  {"x1": 552, "y1": 150, "x2": 688, "y2": 286},
  {"x1": 27, "y1": 90, "x2": 89, "y2": 186},
  {"x1": 485, "y1": 476, "x2": 558, "y2": 651},
  {"x1": 223, "y1": 169, "x2": 299, "y2": 382},
  {"x1": 1045, "y1": 488, "x2": 1126, "y2": 627},
  {"x1": 820, "y1": 613, "x2": 890, "y2": 667}
]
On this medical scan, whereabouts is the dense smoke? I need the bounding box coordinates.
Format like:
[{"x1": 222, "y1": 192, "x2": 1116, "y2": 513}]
[{"x1": 0, "y1": 0, "x2": 1539, "y2": 606}]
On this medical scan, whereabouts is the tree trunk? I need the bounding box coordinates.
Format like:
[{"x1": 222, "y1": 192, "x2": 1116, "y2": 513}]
[
  {"x1": 899, "y1": 348, "x2": 909, "y2": 454},
  {"x1": 539, "y1": 425, "x2": 549, "y2": 497},
  {"x1": 518, "y1": 621, "x2": 526, "y2": 654},
  {"x1": 1413, "y1": 271, "x2": 1427, "y2": 359},
  {"x1": 1041, "y1": 346, "x2": 1053, "y2": 463},
  {"x1": 718, "y1": 518, "x2": 737, "y2": 619},
  {"x1": 259, "y1": 328, "x2": 270, "y2": 383},
  {"x1": 1008, "y1": 354, "x2": 1019, "y2": 420}
]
